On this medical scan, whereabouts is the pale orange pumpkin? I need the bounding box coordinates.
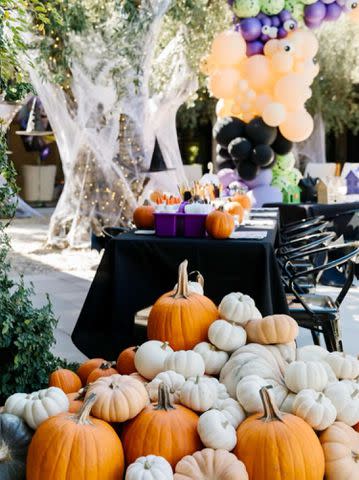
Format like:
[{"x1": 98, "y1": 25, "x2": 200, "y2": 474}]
[
  {"x1": 147, "y1": 260, "x2": 218, "y2": 350},
  {"x1": 26, "y1": 393, "x2": 125, "y2": 479},
  {"x1": 205, "y1": 209, "x2": 234, "y2": 239},
  {"x1": 245, "y1": 314, "x2": 299, "y2": 344},
  {"x1": 116, "y1": 346, "x2": 138, "y2": 375},
  {"x1": 49, "y1": 369, "x2": 82, "y2": 394},
  {"x1": 86, "y1": 362, "x2": 118, "y2": 383},
  {"x1": 85, "y1": 374, "x2": 148, "y2": 422},
  {"x1": 77, "y1": 358, "x2": 105, "y2": 386},
  {"x1": 232, "y1": 193, "x2": 252, "y2": 210},
  {"x1": 234, "y1": 387, "x2": 325, "y2": 480},
  {"x1": 121, "y1": 383, "x2": 202, "y2": 468},
  {"x1": 225, "y1": 202, "x2": 244, "y2": 222},
  {"x1": 133, "y1": 204, "x2": 155, "y2": 229}
]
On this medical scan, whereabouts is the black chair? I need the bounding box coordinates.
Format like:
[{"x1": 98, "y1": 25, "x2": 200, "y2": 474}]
[
  {"x1": 285, "y1": 242, "x2": 359, "y2": 351},
  {"x1": 281, "y1": 215, "x2": 325, "y2": 236}
]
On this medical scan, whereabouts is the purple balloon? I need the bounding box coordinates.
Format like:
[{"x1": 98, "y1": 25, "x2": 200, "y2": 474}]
[
  {"x1": 304, "y1": 16, "x2": 323, "y2": 28},
  {"x1": 305, "y1": 1, "x2": 327, "y2": 21},
  {"x1": 271, "y1": 15, "x2": 281, "y2": 26},
  {"x1": 322, "y1": 0, "x2": 336, "y2": 4},
  {"x1": 218, "y1": 168, "x2": 240, "y2": 188},
  {"x1": 261, "y1": 16, "x2": 272, "y2": 26},
  {"x1": 240, "y1": 18, "x2": 262, "y2": 41},
  {"x1": 277, "y1": 26, "x2": 288, "y2": 38},
  {"x1": 249, "y1": 185, "x2": 282, "y2": 207},
  {"x1": 257, "y1": 12, "x2": 267, "y2": 20},
  {"x1": 242, "y1": 168, "x2": 273, "y2": 189},
  {"x1": 246, "y1": 40, "x2": 264, "y2": 56},
  {"x1": 279, "y1": 9, "x2": 292, "y2": 21},
  {"x1": 325, "y1": 2, "x2": 343, "y2": 19},
  {"x1": 261, "y1": 33, "x2": 270, "y2": 42}
]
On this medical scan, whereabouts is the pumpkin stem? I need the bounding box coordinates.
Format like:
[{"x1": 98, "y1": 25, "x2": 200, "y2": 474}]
[
  {"x1": 100, "y1": 361, "x2": 116, "y2": 370},
  {"x1": 351, "y1": 389, "x2": 359, "y2": 399},
  {"x1": 352, "y1": 451, "x2": 359, "y2": 463},
  {"x1": 259, "y1": 387, "x2": 284, "y2": 423},
  {"x1": 195, "y1": 376, "x2": 200, "y2": 384},
  {"x1": 161, "y1": 341, "x2": 170, "y2": 351},
  {"x1": 154, "y1": 383, "x2": 175, "y2": 411},
  {"x1": 173, "y1": 260, "x2": 190, "y2": 299},
  {"x1": 75, "y1": 386, "x2": 88, "y2": 401},
  {"x1": 74, "y1": 392, "x2": 97, "y2": 425},
  {"x1": 0, "y1": 442, "x2": 11, "y2": 463},
  {"x1": 189, "y1": 270, "x2": 204, "y2": 288},
  {"x1": 317, "y1": 393, "x2": 324, "y2": 403}
]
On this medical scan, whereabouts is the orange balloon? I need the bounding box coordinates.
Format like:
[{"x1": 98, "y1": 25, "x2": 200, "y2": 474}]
[
  {"x1": 262, "y1": 102, "x2": 287, "y2": 127},
  {"x1": 288, "y1": 30, "x2": 318, "y2": 60},
  {"x1": 211, "y1": 30, "x2": 247, "y2": 66},
  {"x1": 279, "y1": 109, "x2": 314, "y2": 142},
  {"x1": 255, "y1": 94, "x2": 272, "y2": 115},
  {"x1": 209, "y1": 68, "x2": 241, "y2": 99},
  {"x1": 216, "y1": 99, "x2": 234, "y2": 118},
  {"x1": 294, "y1": 59, "x2": 319, "y2": 85},
  {"x1": 242, "y1": 55, "x2": 272, "y2": 91},
  {"x1": 264, "y1": 39, "x2": 281, "y2": 57},
  {"x1": 274, "y1": 73, "x2": 309, "y2": 111},
  {"x1": 271, "y1": 52, "x2": 294, "y2": 74}
]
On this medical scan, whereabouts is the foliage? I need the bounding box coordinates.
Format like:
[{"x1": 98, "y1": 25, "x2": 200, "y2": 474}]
[
  {"x1": 308, "y1": 17, "x2": 359, "y2": 136},
  {"x1": 177, "y1": 89, "x2": 216, "y2": 133}
]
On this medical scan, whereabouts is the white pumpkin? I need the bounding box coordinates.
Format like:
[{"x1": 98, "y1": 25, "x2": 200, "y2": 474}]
[
  {"x1": 325, "y1": 352, "x2": 359, "y2": 380},
  {"x1": 296, "y1": 345, "x2": 329, "y2": 363},
  {"x1": 325, "y1": 381, "x2": 359, "y2": 426},
  {"x1": 230, "y1": 343, "x2": 287, "y2": 375},
  {"x1": 174, "y1": 279, "x2": 203, "y2": 296},
  {"x1": 134, "y1": 341, "x2": 174, "y2": 380},
  {"x1": 269, "y1": 342, "x2": 297, "y2": 364},
  {"x1": 215, "y1": 397, "x2": 246, "y2": 428},
  {"x1": 206, "y1": 377, "x2": 230, "y2": 404},
  {"x1": 293, "y1": 389, "x2": 337, "y2": 431},
  {"x1": 4, "y1": 387, "x2": 69, "y2": 430},
  {"x1": 164, "y1": 351, "x2": 205, "y2": 379},
  {"x1": 236, "y1": 375, "x2": 288, "y2": 413},
  {"x1": 146, "y1": 371, "x2": 185, "y2": 403},
  {"x1": 194, "y1": 342, "x2": 229, "y2": 375},
  {"x1": 125, "y1": 455, "x2": 173, "y2": 480},
  {"x1": 197, "y1": 409, "x2": 237, "y2": 451},
  {"x1": 279, "y1": 392, "x2": 297, "y2": 413},
  {"x1": 218, "y1": 292, "x2": 262, "y2": 325},
  {"x1": 208, "y1": 320, "x2": 247, "y2": 352},
  {"x1": 284, "y1": 361, "x2": 328, "y2": 393},
  {"x1": 179, "y1": 376, "x2": 217, "y2": 412}
]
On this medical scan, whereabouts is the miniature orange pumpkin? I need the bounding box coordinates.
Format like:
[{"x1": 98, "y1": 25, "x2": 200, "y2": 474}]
[
  {"x1": 133, "y1": 204, "x2": 155, "y2": 229},
  {"x1": 87, "y1": 362, "x2": 118, "y2": 383},
  {"x1": 234, "y1": 387, "x2": 325, "y2": 480},
  {"x1": 26, "y1": 394, "x2": 125, "y2": 479},
  {"x1": 121, "y1": 383, "x2": 202, "y2": 468},
  {"x1": 245, "y1": 314, "x2": 299, "y2": 344},
  {"x1": 147, "y1": 260, "x2": 218, "y2": 350},
  {"x1": 205, "y1": 209, "x2": 234, "y2": 239},
  {"x1": 116, "y1": 346, "x2": 138, "y2": 375},
  {"x1": 225, "y1": 202, "x2": 244, "y2": 222},
  {"x1": 77, "y1": 358, "x2": 105, "y2": 386},
  {"x1": 233, "y1": 193, "x2": 252, "y2": 210},
  {"x1": 49, "y1": 369, "x2": 82, "y2": 394}
]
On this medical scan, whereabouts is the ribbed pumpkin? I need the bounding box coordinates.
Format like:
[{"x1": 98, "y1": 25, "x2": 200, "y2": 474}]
[
  {"x1": 87, "y1": 362, "x2": 118, "y2": 383},
  {"x1": 225, "y1": 202, "x2": 244, "y2": 222},
  {"x1": 116, "y1": 346, "x2": 138, "y2": 375},
  {"x1": 26, "y1": 394, "x2": 125, "y2": 479},
  {"x1": 147, "y1": 260, "x2": 218, "y2": 350},
  {"x1": 205, "y1": 209, "x2": 234, "y2": 239},
  {"x1": 245, "y1": 314, "x2": 299, "y2": 345},
  {"x1": 77, "y1": 358, "x2": 105, "y2": 385},
  {"x1": 232, "y1": 193, "x2": 251, "y2": 210},
  {"x1": 49, "y1": 369, "x2": 82, "y2": 394},
  {"x1": 133, "y1": 204, "x2": 155, "y2": 229},
  {"x1": 234, "y1": 387, "x2": 325, "y2": 480},
  {"x1": 121, "y1": 383, "x2": 202, "y2": 468}
]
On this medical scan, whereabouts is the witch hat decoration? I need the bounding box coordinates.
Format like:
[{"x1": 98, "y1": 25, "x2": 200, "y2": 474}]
[{"x1": 147, "y1": 138, "x2": 175, "y2": 173}]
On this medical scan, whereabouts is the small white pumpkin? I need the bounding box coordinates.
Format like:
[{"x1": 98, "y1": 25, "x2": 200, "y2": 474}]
[
  {"x1": 146, "y1": 371, "x2": 185, "y2": 403},
  {"x1": 174, "y1": 272, "x2": 204, "y2": 295},
  {"x1": 325, "y1": 381, "x2": 359, "y2": 426},
  {"x1": 293, "y1": 389, "x2": 337, "y2": 431},
  {"x1": 194, "y1": 342, "x2": 229, "y2": 375},
  {"x1": 164, "y1": 351, "x2": 205, "y2": 379},
  {"x1": 134, "y1": 341, "x2": 174, "y2": 380},
  {"x1": 208, "y1": 320, "x2": 247, "y2": 352},
  {"x1": 215, "y1": 397, "x2": 246, "y2": 428},
  {"x1": 325, "y1": 352, "x2": 359, "y2": 380},
  {"x1": 197, "y1": 409, "x2": 237, "y2": 451},
  {"x1": 296, "y1": 345, "x2": 329, "y2": 363},
  {"x1": 179, "y1": 376, "x2": 217, "y2": 412},
  {"x1": 284, "y1": 361, "x2": 328, "y2": 393},
  {"x1": 279, "y1": 392, "x2": 297, "y2": 413},
  {"x1": 4, "y1": 387, "x2": 69, "y2": 430},
  {"x1": 269, "y1": 342, "x2": 297, "y2": 364},
  {"x1": 219, "y1": 292, "x2": 262, "y2": 325},
  {"x1": 236, "y1": 375, "x2": 288, "y2": 413},
  {"x1": 125, "y1": 455, "x2": 173, "y2": 480}
]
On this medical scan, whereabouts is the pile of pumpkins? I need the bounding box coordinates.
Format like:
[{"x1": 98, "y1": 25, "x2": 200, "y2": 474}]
[{"x1": 2, "y1": 260, "x2": 359, "y2": 479}]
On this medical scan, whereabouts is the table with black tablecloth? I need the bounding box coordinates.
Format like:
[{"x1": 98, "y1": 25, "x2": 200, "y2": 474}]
[{"x1": 72, "y1": 222, "x2": 288, "y2": 359}]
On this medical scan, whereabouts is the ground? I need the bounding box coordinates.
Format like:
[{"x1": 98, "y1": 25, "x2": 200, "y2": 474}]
[{"x1": 7, "y1": 208, "x2": 359, "y2": 362}]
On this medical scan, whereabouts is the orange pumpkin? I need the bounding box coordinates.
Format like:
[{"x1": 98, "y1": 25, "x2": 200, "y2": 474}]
[
  {"x1": 133, "y1": 204, "x2": 155, "y2": 229},
  {"x1": 147, "y1": 260, "x2": 218, "y2": 350},
  {"x1": 234, "y1": 387, "x2": 325, "y2": 480},
  {"x1": 121, "y1": 383, "x2": 202, "y2": 468},
  {"x1": 77, "y1": 358, "x2": 105, "y2": 385},
  {"x1": 67, "y1": 389, "x2": 86, "y2": 414},
  {"x1": 233, "y1": 193, "x2": 252, "y2": 210},
  {"x1": 87, "y1": 362, "x2": 118, "y2": 383},
  {"x1": 49, "y1": 369, "x2": 82, "y2": 394},
  {"x1": 27, "y1": 393, "x2": 125, "y2": 479},
  {"x1": 225, "y1": 202, "x2": 244, "y2": 222},
  {"x1": 116, "y1": 346, "x2": 138, "y2": 375},
  {"x1": 205, "y1": 209, "x2": 234, "y2": 239}
]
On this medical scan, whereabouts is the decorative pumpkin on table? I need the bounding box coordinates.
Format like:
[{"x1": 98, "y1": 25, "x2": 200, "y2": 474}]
[
  {"x1": 232, "y1": 193, "x2": 252, "y2": 210},
  {"x1": 49, "y1": 368, "x2": 82, "y2": 394},
  {"x1": 121, "y1": 383, "x2": 202, "y2": 468},
  {"x1": 208, "y1": 319, "x2": 247, "y2": 352},
  {"x1": 224, "y1": 202, "x2": 244, "y2": 222},
  {"x1": 147, "y1": 260, "x2": 218, "y2": 351},
  {"x1": 245, "y1": 314, "x2": 299, "y2": 344},
  {"x1": 219, "y1": 292, "x2": 262, "y2": 326},
  {"x1": 293, "y1": 389, "x2": 337, "y2": 431},
  {"x1": 125, "y1": 455, "x2": 174, "y2": 480},
  {"x1": 77, "y1": 358, "x2": 105, "y2": 386},
  {"x1": 0, "y1": 413, "x2": 33, "y2": 480},
  {"x1": 197, "y1": 409, "x2": 237, "y2": 451},
  {"x1": 134, "y1": 340, "x2": 174, "y2": 380},
  {"x1": 234, "y1": 387, "x2": 325, "y2": 480},
  {"x1": 164, "y1": 351, "x2": 205, "y2": 379},
  {"x1": 147, "y1": 371, "x2": 185, "y2": 403},
  {"x1": 284, "y1": 361, "x2": 329, "y2": 393},
  {"x1": 133, "y1": 203, "x2": 155, "y2": 230},
  {"x1": 86, "y1": 361, "x2": 118, "y2": 383},
  {"x1": 26, "y1": 393, "x2": 125, "y2": 480},
  {"x1": 205, "y1": 208, "x2": 234, "y2": 239},
  {"x1": 116, "y1": 346, "x2": 138, "y2": 375}
]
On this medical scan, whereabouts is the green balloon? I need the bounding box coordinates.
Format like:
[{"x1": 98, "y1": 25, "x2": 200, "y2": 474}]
[
  {"x1": 284, "y1": 0, "x2": 305, "y2": 21},
  {"x1": 302, "y1": 0, "x2": 317, "y2": 5},
  {"x1": 276, "y1": 153, "x2": 296, "y2": 169},
  {"x1": 261, "y1": 0, "x2": 285, "y2": 15},
  {"x1": 233, "y1": 0, "x2": 261, "y2": 18}
]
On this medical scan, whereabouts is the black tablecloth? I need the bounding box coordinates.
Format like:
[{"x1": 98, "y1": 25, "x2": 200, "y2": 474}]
[{"x1": 72, "y1": 227, "x2": 288, "y2": 359}]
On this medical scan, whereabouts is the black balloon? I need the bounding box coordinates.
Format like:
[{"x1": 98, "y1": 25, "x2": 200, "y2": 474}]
[
  {"x1": 216, "y1": 154, "x2": 235, "y2": 170},
  {"x1": 213, "y1": 117, "x2": 246, "y2": 147},
  {"x1": 216, "y1": 145, "x2": 231, "y2": 160},
  {"x1": 251, "y1": 144, "x2": 275, "y2": 167},
  {"x1": 228, "y1": 137, "x2": 252, "y2": 162},
  {"x1": 271, "y1": 130, "x2": 293, "y2": 155},
  {"x1": 237, "y1": 161, "x2": 259, "y2": 181},
  {"x1": 245, "y1": 117, "x2": 277, "y2": 146}
]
